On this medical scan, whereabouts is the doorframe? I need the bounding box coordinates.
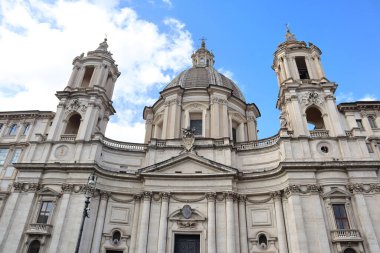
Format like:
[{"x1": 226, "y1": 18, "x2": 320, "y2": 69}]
[{"x1": 170, "y1": 230, "x2": 204, "y2": 253}]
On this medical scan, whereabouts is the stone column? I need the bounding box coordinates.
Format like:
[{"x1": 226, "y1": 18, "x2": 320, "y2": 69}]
[
  {"x1": 206, "y1": 193, "x2": 216, "y2": 253},
  {"x1": 233, "y1": 199, "x2": 241, "y2": 253},
  {"x1": 137, "y1": 192, "x2": 152, "y2": 253},
  {"x1": 157, "y1": 193, "x2": 170, "y2": 253},
  {"x1": 91, "y1": 191, "x2": 109, "y2": 253},
  {"x1": 348, "y1": 185, "x2": 380, "y2": 253},
  {"x1": 238, "y1": 195, "x2": 249, "y2": 253},
  {"x1": 283, "y1": 56, "x2": 291, "y2": 79},
  {"x1": 225, "y1": 192, "x2": 236, "y2": 253},
  {"x1": 49, "y1": 186, "x2": 72, "y2": 252},
  {"x1": 272, "y1": 191, "x2": 288, "y2": 253},
  {"x1": 210, "y1": 96, "x2": 220, "y2": 138},
  {"x1": 284, "y1": 185, "x2": 309, "y2": 253},
  {"x1": 129, "y1": 194, "x2": 142, "y2": 253}
]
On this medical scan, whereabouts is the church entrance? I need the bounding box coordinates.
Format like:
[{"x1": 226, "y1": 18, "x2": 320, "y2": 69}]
[{"x1": 174, "y1": 234, "x2": 200, "y2": 253}]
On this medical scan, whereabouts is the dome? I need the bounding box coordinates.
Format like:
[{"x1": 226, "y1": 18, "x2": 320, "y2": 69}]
[{"x1": 163, "y1": 39, "x2": 246, "y2": 101}]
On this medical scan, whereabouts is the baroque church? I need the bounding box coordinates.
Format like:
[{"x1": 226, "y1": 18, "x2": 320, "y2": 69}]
[{"x1": 0, "y1": 30, "x2": 379, "y2": 253}]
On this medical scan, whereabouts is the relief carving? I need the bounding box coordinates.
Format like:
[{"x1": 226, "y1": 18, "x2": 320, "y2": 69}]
[{"x1": 301, "y1": 91, "x2": 324, "y2": 106}]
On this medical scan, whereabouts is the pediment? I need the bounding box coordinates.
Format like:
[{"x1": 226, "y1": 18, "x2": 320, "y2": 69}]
[
  {"x1": 37, "y1": 187, "x2": 62, "y2": 196},
  {"x1": 139, "y1": 152, "x2": 238, "y2": 176},
  {"x1": 323, "y1": 188, "x2": 351, "y2": 199}
]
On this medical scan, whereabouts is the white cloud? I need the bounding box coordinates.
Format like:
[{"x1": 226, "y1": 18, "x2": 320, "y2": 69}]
[
  {"x1": 162, "y1": 0, "x2": 172, "y2": 7},
  {"x1": 336, "y1": 92, "x2": 378, "y2": 103},
  {"x1": 358, "y1": 94, "x2": 377, "y2": 101},
  {"x1": 336, "y1": 92, "x2": 354, "y2": 103},
  {"x1": 0, "y1": 0, "x2": 193, "y2": 143}
]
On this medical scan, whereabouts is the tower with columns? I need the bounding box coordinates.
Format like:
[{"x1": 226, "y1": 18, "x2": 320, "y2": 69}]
[
  {"x1": 47, "y1": 38, "x2": 120, "y2": 142},
  {"x1": 0, "y1": 32, "x2": 379, "y2": 253}
]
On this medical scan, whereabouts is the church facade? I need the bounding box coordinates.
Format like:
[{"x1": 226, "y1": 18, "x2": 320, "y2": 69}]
[{"x1": 0, "y1": 31, "x2": 380, "y2": 253}]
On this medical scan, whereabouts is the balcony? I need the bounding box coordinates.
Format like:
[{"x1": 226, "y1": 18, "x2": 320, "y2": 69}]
[
  {"x1": 26, "y1": 223, "x2": 53, "y2": 235},
  {"x1": 60, "y1": 134, "x2": 76, "y2": 141},
  {"x1": 330, "y1": 229, "x2": 362, "y2": 242},
  {"x1": 310, "y1": 129, "x2": 329, "y2": 138}
]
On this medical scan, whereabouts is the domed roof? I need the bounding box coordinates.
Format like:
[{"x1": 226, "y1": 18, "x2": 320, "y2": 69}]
[{"x1": 163, "y1": 40, "x2": 246, "y2": 101}]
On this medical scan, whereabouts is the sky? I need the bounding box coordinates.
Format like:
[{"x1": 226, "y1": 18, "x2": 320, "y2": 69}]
[{"x1": 0, "y1": 0, "x2": 379, "y2": 142}]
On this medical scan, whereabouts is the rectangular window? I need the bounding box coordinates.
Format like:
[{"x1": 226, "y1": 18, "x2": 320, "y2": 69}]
[
  {"x1": 0, "y1": 123, "x2": 3, "y2": 131},
  {"x1": 37, "y1": 201, "x2": 53, "y2": 224},
  {"x1": 190, "y1": 120, "x2": 202, "y2": 135},
  {"x1": 8, "y1": 124, "x2": 18, "y2": 135},
  {"x1": 295, "y1": 56, "x2": 310, "y2": 79},
  {"x1": 356, "y1": 119, "x2": 364, "y2": 130},
  {"x1": 23, "y1": 123, "x2": 30, "y2": 135},
  {"x1": 232, "y1": 128, "x2": 237, "y2": 143},
  {"x1": 332, "y1": 204, "x2": 350, "y2": 229},
  {"x1": 366, "y1": 143, "x2": 374, "y2": 153},
  {"x1": 368, "y1": 116, "x2": 377, "y2": 129},
  {"x1": 190, "y1": 112, "x2": 202, "y2": 136},
  {"x1": 0, "y1": 149, "x2": 9, "y2": 165},
  {"x1": 11, "y1": 149, "x2": 22, "y2": 164}
]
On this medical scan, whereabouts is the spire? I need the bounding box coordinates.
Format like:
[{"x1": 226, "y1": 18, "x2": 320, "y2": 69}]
[
  {"x1": 191, "y1": 37, "x2": 214, "y2": 67},
  {"x1": 201, "y1": 37, "x2": 206, "y2": 48},
  {"x1": 285, "y1": 24, "x2": 297, "y2": 41}
]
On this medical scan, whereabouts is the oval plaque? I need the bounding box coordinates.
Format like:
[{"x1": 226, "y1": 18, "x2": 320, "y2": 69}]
[{"x1": 181, "y1": 205, "x2": 192, "y2": 219}]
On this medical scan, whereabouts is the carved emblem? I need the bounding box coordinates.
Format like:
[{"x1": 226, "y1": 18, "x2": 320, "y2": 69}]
[
  {"x1": 181, "y1": 205, "x2": 192, "y2": 219},
  {"x1": 301, "y1": 92, "x2": 323, "y2": 106},
  {"x1": 182, "y1": 128, "x2": 195, "y2": 151},
  {"x1": 177, "y1": 221, "x2": 196, "y2": 228},
  {"x1": 68, "y1": 99, "x2": 87, "y2": 113}
]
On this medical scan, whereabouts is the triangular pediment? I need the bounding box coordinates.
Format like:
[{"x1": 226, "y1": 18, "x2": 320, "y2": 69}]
[
  {"x1": 37, "y1": 187, "x2": 62, "y2": 196},
  {"x1": 323, "y1": 187, "x2": 351, "y2": 199},
  {"x1": 139, "y1": 152, "x2": 238, "y2": 176}
]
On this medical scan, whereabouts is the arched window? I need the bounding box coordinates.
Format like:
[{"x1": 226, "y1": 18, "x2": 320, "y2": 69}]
[
  {"x1": 112, "y1": 230, "x2": 121, "y2": 245},
  {"x1": 305, "y1": 107, "x2": 325, "y2": 130},
  {"x1": 64, "y1": 114, "x2": 81, "y2": 135},
  {"x1": 27, "y1": 240, "x2": 41, "y2": 253},
  {"x1": 344, "y1": 248, "x2": 356, "y2": 253},
  {"x1": 258, "y1": 233, "x2": 268, "y2": 249},
  {"x1": 81, "y1": 66, "x2": 95, "y2": 87}
]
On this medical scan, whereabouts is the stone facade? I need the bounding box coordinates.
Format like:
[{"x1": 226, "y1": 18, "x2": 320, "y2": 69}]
[{"x1": 0, "y1": 32, "x2": 379, "y2": 253}]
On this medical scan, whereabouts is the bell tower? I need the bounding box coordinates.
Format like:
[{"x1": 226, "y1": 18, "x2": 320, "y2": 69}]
[
  {"x1": 47, "y1": 39, "x2": 120, "y2": 141},
  {"x1": 272, "y1": 28, "x2": 345, "y2": 137}
]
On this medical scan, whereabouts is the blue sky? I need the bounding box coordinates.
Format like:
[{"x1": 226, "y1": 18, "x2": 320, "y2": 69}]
[{"x1": 0, "y1": 0, "x2": 379, "y2": 141}]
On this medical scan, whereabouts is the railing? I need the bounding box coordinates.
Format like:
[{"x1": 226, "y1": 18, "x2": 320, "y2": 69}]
[
  {"x1": 60, "y1": 134, "x2": 76, "y2": 141},
  {"x1": 235, "y1": 134, "x2": 280, "y2": 151},
  {"x1": 330, "y1": 229, "x2": 362, "y2": 241},
  {"x1": 26, "y1": 223, "x2": 53, "y2": 235},
  {"x1": 309, "y1": 129, "x2": 329, "y2": 138},
  {"x1": 102, "y1": 137, "x2": 147, "y2": 151}
]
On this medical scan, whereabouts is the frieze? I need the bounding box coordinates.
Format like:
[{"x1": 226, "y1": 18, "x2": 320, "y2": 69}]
[
  {"x1": 211, "y1": 97, "x2": 227, "y2": 105},
  {"x1": 164, "y1": 97, "x2": 182, "y2": 107},
  {"x1": 205, "y1": 192, "x2": 216, "y2": 201},
  {"x1": 307, "y1": 184, "x2": 322, "y2": 193},
  {"x1": 270, "y1": 191, "x2": 282, "y2": 200},
  {"x1": 284, "y1": 184, "x2": 323, "y2": 197},
  {"x1": 224, "y1": 191, "x2": 237, "y2": 200},
  {"x1": 346, "y1": 183, "x2": 380, "y2": 194},
  {"x1": 13, "y1": 182, "x2": 41, "y2": 192},
  {"x1": 284, "y1": 185, "x2": 301, "y2": 196}
]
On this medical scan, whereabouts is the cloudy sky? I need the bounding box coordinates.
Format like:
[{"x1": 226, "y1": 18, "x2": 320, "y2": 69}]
[{"x1": 0, "y1": 0, "x2": 379, "y2": 142}]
